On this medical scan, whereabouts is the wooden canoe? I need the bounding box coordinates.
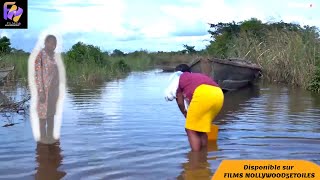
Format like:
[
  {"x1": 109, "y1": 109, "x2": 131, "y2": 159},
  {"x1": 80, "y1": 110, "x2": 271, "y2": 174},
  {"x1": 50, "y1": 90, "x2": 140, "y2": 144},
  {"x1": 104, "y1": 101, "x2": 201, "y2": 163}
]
[
  {"x1": 189, "y1": 58, "x2": 262, "y2": 91},
  {"x1": 0, "y1": 66, "x2": 14, "y2": 82}
]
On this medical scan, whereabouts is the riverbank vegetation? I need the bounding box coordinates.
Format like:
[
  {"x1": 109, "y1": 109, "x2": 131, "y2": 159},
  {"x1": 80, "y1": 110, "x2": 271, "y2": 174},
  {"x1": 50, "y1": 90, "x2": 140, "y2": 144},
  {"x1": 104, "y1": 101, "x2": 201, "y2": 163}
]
[
  {"x1": 205, "y1": 18, "x2": 320, "y2": 92},
  {"x1": 0, "y1": 18, "x2": 320, "y2": 91},
  {"x1": 0, "y1": 38, "x2": 195, "y2": 86}
]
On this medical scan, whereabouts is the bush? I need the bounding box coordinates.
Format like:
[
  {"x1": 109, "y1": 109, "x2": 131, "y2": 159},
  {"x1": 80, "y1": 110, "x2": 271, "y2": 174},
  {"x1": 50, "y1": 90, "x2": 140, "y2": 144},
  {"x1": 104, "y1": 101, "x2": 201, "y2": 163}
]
[
  {"x1": 66, "y1": 42, "x2": 107, "y2": 66},
  {"x1": 206, "y1": 18, "x2": 320, "y2": 91}
]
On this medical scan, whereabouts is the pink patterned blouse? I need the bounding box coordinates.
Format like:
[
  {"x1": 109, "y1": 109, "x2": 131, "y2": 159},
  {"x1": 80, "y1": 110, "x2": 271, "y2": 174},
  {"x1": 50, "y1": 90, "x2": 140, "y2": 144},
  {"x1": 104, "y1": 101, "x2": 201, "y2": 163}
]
[{"x1": 35, "y1": 49, "x2": 59, "y2": 119}]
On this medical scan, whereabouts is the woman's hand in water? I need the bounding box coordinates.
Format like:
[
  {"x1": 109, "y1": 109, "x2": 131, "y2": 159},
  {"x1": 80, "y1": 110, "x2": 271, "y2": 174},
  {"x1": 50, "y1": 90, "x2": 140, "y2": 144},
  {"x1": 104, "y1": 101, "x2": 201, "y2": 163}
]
[{"x1": 39, "y1": 92, "x2": 46, "y2": 103}]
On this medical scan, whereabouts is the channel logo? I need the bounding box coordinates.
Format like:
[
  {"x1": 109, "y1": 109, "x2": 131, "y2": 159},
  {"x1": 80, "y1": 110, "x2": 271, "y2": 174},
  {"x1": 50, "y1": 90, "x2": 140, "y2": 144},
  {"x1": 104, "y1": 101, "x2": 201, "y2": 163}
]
[
  {"x1": 4, "y1": 2, "x2": 23, "y2": 25},
  {"x1": 0, "y1": 0, "x2": 28, "y2": 29}
]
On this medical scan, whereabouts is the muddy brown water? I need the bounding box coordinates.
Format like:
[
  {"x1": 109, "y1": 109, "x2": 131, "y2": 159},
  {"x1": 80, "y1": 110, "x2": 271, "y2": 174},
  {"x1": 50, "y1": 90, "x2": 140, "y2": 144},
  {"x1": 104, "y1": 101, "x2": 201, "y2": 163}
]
[{"x1": 0, "y1": 70, "x2": 319, "y2": 180}]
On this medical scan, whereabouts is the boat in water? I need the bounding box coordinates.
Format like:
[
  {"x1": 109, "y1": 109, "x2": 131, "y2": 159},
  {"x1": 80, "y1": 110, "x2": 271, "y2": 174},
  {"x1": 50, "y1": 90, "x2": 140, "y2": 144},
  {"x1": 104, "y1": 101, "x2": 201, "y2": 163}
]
[
  {"x1": 189, "y1": 58, "x2": 262, "y2": 92},
  {"x1": 0, "y1": 66, "x2": 14, "y2": 83}
]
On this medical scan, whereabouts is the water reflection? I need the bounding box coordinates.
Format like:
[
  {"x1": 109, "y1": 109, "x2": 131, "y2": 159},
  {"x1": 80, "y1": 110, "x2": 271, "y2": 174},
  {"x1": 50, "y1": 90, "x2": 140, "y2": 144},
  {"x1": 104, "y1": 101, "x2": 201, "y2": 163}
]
[
  {"x1": 34, "y1": 142, "x2": 66, "y2": 180},
  {"x1": 177, "y1": 141, "x2": 218, "y2": 180},
  {"x1": 207, "y1": 141, "x2": 219, "y2": 153},
  {"x1": 287, "y1": 87, "x2": 313, "y2": 113},
  {"x1": 310, "y1": 91, "x2": 320, "y2": 109},
  {"x1": 67, "y1": 82, "x2": 107, "y2": 105},
  {"x1": 216, "y1": 85, "x2": 261, "y2": 124}
]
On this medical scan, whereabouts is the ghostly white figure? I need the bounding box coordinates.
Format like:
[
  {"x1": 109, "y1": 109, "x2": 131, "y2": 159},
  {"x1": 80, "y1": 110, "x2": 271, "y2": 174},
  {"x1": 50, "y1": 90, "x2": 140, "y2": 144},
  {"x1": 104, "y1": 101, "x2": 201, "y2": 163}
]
[{"x1": 28, "y1": 30, "x2": 66, "y2": 144}]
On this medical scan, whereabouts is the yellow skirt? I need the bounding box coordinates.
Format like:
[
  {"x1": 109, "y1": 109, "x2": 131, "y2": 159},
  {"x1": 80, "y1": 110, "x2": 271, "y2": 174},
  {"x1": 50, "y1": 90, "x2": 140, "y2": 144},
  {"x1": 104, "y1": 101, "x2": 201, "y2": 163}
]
[{"x1": 185, "y1": 84, "x2": 224, "y2": 132}]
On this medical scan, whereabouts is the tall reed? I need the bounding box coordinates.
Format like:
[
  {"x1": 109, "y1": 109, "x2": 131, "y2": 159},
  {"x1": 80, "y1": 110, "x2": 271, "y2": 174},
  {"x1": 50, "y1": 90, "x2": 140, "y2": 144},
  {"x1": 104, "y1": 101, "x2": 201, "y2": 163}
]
[{"x1": 227, "y1": 28, "x2": 320, "y2": 89}]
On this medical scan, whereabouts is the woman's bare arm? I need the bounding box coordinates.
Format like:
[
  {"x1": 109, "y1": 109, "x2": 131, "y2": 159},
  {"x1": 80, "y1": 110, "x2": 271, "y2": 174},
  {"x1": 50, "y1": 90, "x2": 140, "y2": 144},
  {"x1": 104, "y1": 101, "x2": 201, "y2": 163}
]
[{"x1": 176, "y1": 91, "x2": 187, "y2": 117}]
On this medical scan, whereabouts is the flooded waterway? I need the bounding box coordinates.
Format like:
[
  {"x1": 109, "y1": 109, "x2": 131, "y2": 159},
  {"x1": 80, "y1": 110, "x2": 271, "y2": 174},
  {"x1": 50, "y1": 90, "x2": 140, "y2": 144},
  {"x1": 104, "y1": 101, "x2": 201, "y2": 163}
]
[{"x1": 0, "y1": 70, "x2": 319, "y2": 180}]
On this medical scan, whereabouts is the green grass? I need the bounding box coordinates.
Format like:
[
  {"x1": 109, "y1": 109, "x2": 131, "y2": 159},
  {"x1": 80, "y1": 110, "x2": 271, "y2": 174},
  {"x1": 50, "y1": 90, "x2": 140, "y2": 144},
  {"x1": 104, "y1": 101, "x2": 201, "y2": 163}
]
[
  {"x1": 0, "y1": 53, "x2": 131, "y2": 85},
  {"x1": 3, "y1": 19, "x2": 320, "y2": 92},
  {"x1": 205, "y1": 18, "x2": 320, "y2": 92},
  {"x1": 0, "y1": 51, "x2": 196, "y2": 86},
  {"x1": 225, "y1": 28, "x2": 320, "y2": 90},
  {"x1": 2, "y1": 29, "x2": 320, "y2": 92},
  {"x1": 1, "y1": 53, "x2": 28, "y2": 82},
  {"x1": 149, "y1": 53, "x2": 200, "y2": 67}
]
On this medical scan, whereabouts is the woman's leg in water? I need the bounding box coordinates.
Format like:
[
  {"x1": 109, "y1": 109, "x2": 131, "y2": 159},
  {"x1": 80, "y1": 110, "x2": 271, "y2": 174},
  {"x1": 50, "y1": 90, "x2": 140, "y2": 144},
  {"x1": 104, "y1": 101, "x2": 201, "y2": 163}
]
[
  {"x1": 185, "y1": 129, "x2": 202, "y2": 152},
  {"x1": 46, "y1": 84, "x2": 59, "y2": 144},
  {"x1": 199, "y1": 132, "x2": 208, "y2": 147},
  {"x1": 46, "y1": 115, "x2": 55, "y2": 141},
  {"x1": 39, "y1": 119, "x2": 46, "y2": 143}
]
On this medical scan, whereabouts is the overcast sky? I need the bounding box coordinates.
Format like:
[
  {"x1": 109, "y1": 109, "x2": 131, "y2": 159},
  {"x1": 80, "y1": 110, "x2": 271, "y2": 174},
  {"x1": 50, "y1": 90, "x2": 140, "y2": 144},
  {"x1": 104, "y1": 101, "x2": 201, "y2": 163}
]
[{"x1": 1, "y1": 0, "x2": 318, "y2": 53}]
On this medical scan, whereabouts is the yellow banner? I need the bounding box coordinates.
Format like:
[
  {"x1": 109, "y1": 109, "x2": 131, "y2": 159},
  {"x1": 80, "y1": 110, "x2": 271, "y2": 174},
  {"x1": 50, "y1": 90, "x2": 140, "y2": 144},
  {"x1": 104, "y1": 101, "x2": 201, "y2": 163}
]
[{"x1": 212, "y1": 160, "x2": 319, "y2": 180}]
